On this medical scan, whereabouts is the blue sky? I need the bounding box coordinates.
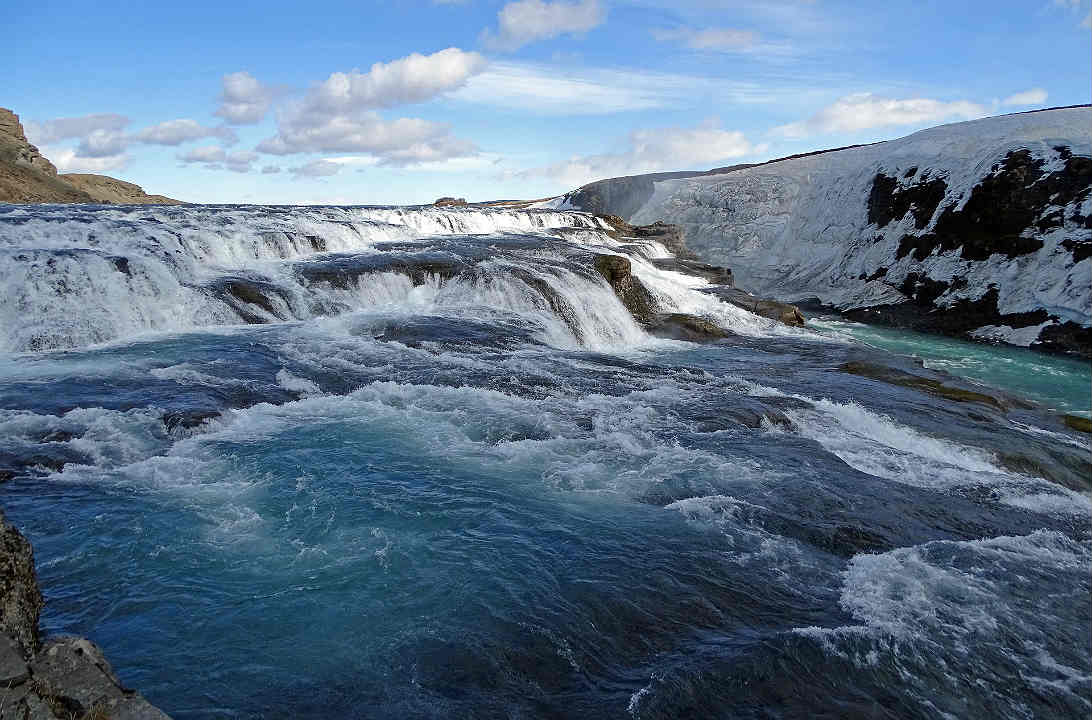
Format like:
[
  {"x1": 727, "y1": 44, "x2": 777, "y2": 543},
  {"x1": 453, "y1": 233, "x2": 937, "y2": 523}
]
[{"x1": 6, "y1": 0, "x2": 1090, "y2": 204}]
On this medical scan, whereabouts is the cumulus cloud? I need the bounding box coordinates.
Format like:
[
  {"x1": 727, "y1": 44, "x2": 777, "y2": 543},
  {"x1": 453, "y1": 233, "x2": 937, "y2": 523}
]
[
  {"x1": 178, "y1": 145, "x2": 226, "y2": 164},
  {"x1": 652, "y1": 26, "x2": 759, "y2": 51},
  {"x1": 178, "y1": 146, "x2": 258, "y2": 172},
  {"x1": 45, "y1": 146, "x2": 130, "y2": 173},
  {"x1": 1002, "y1": 88, "x2": 1048, "y2": 107},
  {"x1": 521, "y1": 120, "x2": 763, "y2": 188},
  {"x1": 481, "y1": 0, "x2": 605, "y2": 51},
  {"x1": 772, "y1": 93, "x2": 989, "y2": 138},
  {"x1": 261, "y1": 165, "x2": 282, "y2": 174},
  {"x1": 305, "y1": 48, "x2": 485, "y2": 113},
  {"x1": 289, "y1": 160, "x2": 343, "y2": 179},
  {"x1": 24, "y1": 113, "x2": 130, "y2": 145},
  {"x1": 215, "y1": 71, "x2": 273, "y2": 124},
  {"x1": 258, "y1": 111, "x2": 476, "y2": 166},
  {"x1": 134, "y1": 119, "x2": 238, "y2": 146},
  {"x1": 257, "y1": 48, "x2": 483, "y2": 166}
]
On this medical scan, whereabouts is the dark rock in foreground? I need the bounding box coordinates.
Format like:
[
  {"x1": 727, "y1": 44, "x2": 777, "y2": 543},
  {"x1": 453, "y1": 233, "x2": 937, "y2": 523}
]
[
  {"x1": 702, "y1": 287, "x2": 807, "y2": 327},
  {"x1": 0, "y1": 512, "x2": 170, "y2": 719}
]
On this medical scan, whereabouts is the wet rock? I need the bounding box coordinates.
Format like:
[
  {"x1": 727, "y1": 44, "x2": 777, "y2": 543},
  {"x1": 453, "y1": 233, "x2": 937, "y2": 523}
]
[
  {"x1": 0, "y1": 514, "x2": 42, "y2": 657},
  {"x1": 701, "y1": 287, "x2": 806, "y2": 326},
  {"x1": 295, "y1": 252, "x2": 467, "y2": 289},
  {"x1": 598, "y1": 215, "x2": 696, "y2": 259},
  {"x1": 592, "y1": 254, "x2": 657, "y2": 325},
  {"x1": 162, "y1": 410, "x2": 220, "y2": 433},
  {"x1": 29, "y1": 637, "x2": 170, "y2": 720},
  {"x1": 649, "y1": 258, "x2": 733, "y2": 285},
  {"x1": 648, "y1": 313, "x2": 732, "y2": 342},
  {"x1": 839, "y1": 361, "x2": 1011, "y2": 410},
  {"x1": 1063, "y1": 414, "x2": 1092, "y2": 433},
  {"x1": 0, "y1": 513, "x2": 171, "y2": 719}
]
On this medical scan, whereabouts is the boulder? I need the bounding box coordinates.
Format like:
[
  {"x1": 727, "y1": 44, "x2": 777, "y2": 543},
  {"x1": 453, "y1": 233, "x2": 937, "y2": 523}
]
[
  {"x1": 0, "y1": 514, "x2": 42, "y2": 657},
  {"x1": 702, "y1": 287, "x2": 806, "y2": 327},
  {"x1": 592, "y1": 254, "x2": 657, "y2": 325},
  {"x1": 648, "y1": 313, "x2": 732, "y2": 342},
  {"x1": 0, "y1": 512, "x2": 171, "y2": 718}
]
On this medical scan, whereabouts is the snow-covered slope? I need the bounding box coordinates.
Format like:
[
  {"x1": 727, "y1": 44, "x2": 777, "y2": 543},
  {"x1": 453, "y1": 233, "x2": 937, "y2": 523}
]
[{"x1": 575, "y1": 108, "x2": 1091, "y2": 354}]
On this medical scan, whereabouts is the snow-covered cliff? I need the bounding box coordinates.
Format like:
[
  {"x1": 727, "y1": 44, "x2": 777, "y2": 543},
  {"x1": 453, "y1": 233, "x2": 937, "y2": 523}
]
[{"x1": 561, "y1": 107, "x2": 1092, "y2": 355}]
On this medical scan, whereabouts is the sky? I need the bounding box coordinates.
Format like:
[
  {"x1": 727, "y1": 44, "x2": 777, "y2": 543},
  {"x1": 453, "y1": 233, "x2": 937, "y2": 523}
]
[{"x1": 6, "y1": 0, "x2": 1091, "y2": 205}]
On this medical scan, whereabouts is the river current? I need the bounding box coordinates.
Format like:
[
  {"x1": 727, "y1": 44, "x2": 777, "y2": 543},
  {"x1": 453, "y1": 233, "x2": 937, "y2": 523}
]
[{"x1": 0, "y1": 204, "x2": 1088, "y2": 719}]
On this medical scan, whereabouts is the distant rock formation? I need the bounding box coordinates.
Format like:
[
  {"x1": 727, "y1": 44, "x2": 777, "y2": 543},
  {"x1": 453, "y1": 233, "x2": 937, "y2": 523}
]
[
  {"x1": 433, "y1": 196, "x2": 467, "y2": 206},
  {"x1": 558, "y1": 107, "x2": 1092, "y2": 357},
  {"x1": 0, "y1": 511, "x2": 171, "y2": 719},
  {"x1": 0, "y1": 108, "x2": 182, "y2": 205}
]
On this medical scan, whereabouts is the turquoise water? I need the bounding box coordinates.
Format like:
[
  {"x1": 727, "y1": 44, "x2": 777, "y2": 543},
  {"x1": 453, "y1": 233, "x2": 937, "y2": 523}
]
[{"x1": 810, "y1": 317, "x2": 1092, "y2": 416}]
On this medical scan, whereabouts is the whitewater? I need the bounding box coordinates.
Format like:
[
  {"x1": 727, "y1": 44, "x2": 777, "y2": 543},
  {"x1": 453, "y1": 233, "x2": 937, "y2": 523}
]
[{"x1": 0, "y1": 203, "x2": 1088, "y2": 719}]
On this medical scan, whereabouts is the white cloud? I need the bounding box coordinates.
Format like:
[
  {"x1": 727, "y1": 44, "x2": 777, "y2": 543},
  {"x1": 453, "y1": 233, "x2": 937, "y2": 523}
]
[
  {"x1": 257, "y1": 48, "x2": 483, "y2": 166},
  {"x1": 134, "y1": 119, "x2": 238, "y2": 146},
  {"x1": 224, "y1": 150, "x2": 258, "y2": 172},
  {"x1": 179, "y1": 146, "x2": 258, "y2": 172},
  {"x1": 44, "y1": 146, "x2": 130, "y2": 173},
  {"x1": 772, "y1": 93, "x2": 989, "y2": 138},
  {"x1": 257, "y1": 111, "x2": 476, "y2": 166},
  {"x1": 652, "y1": 26, "x2": 759, "y2": 51},
  {"x1": 307, "y1": 48, "x2": 485, "y2": 113},
  {"x1": 1082, "y1": 10, "x2": 1091, "y2": 27},
  {"x1": 289, "y1": 160, "x2": 343, "y2": 178},
  {"x1": 261, "y1": 165, "x2": 282, "y2": 174},
  {"x1": 1002, "y1": 88, "x2": 1049, "y2": 107},
  {"x1": 75, "y1": 129, "x2": 129, "y2": 158},
  {"x1": 521, "y1": 120, "x2": 763, "y2": 188},
  {"x1": 481, "y1": 0, "x2": 605, "y2": 51},
  {"x1": 24, "y1": 114, "x2": 130, "y2": 145},
  {"x1": 179, "y1": 145, "x2": 226, "y2": 164},
  {"x1": 451, "y1": 61, "x2": 791, "y2": 114},
  {"x1": 215, "y1": 71, "x2": 273, "y2": 124}
]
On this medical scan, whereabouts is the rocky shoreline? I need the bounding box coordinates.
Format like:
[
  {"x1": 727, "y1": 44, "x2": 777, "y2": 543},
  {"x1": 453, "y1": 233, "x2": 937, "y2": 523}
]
[{"x1": 0, "y1": 512, "x2": 170, "y2": 720}]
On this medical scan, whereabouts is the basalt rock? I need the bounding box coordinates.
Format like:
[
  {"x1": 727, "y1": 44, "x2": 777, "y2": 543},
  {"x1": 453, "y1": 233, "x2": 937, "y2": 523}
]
[
  {"x1": 0, "y1": 517, "x2": 42, "y2": 658},
  {"x1": 839, "y1": 361, "x2": 1015, "y2": 410},
  {"x1": 598, "y1": 216, "x2": 696, "y2": 259},
  {"x1": 0, "y1": 512, "x2": 171, "y2": 719},
  {"x1": 592, "y1": 254, "x2": 657, "y2": 326},
  {"x1": 647, "y1": 313, "x2": 733, "y2": 341},
  {"x1": 701, "y1": 287, "x2": 806, "y2": 327},
  {"x1": 1063, "y1": 414, "x2": 1092, "y2": 433},
  {"x1": 649, "y1": 258, "x2": 733, "y2": 286}
]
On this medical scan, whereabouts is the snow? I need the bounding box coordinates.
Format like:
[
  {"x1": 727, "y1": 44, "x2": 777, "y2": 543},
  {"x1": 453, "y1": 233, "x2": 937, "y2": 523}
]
[{"x1": 628, "y1": 107, "x2": 1092, "y2": 344}]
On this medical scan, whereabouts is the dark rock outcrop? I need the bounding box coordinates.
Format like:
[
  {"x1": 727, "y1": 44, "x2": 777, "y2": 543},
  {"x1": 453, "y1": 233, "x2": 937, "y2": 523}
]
[
  {"x1": 598, "y1": 215, "x2": 696, "y2": 259},
  {"x1": 702, "y1": 287, "x2": 806, "y2": 327},
  {"x1": 433, "y1": 197, "x2": 467, "y2": 206},
  {"x1": 647, "y1": 313, "x2": 733, "y2": 341},
  {"x1": 592, "y1": 254, "x2": 657, "y2": 325},
  {"x1": 0, "y1": 512, "x2": 171, "y2": 719},
  {"x1": 1063, "y1": 414, "x2": 1091, "y2": 433},
  {"x1": 649, "y1": 258, "x2": 733, "y2": 285},
  {"x1": 838, "y1": 361, "x2": 1014, "y2": 410}
]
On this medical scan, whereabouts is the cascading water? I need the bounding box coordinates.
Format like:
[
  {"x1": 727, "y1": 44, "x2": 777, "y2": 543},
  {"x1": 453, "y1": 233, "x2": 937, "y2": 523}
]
[{"x1": 0, "y1": 203, "x2": 1088, "y2": 720}]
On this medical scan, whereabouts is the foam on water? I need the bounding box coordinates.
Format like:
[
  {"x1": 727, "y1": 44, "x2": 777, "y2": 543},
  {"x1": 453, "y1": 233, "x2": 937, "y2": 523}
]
[
  {"x1": 783, "y1": 397, "x2": 1092, "y2": 515},
  {"x1": 796, "y1": 531, "x2": 1092, "y2": 717}
]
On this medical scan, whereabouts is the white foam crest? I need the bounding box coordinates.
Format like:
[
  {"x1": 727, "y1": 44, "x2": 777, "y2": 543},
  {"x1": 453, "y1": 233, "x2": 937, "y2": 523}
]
[
  {"x1": 0, "y1": 406, "x2": 171, "y2": 469},
  {"x1": 785, "y1": 398, "x2": 1092, "y2": 515}
]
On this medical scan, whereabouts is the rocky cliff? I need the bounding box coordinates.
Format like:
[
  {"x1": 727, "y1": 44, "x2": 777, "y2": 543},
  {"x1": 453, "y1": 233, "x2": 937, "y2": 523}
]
[
  {"x1": 0, "y1": 108, "x2": 181, "y2": 205},
  {"x1": 0, "y1": 512, "x2": 170, "y2": 719},
  {"x1": 552, "y1": 107, "x2": 1092, "y2": 356}
]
